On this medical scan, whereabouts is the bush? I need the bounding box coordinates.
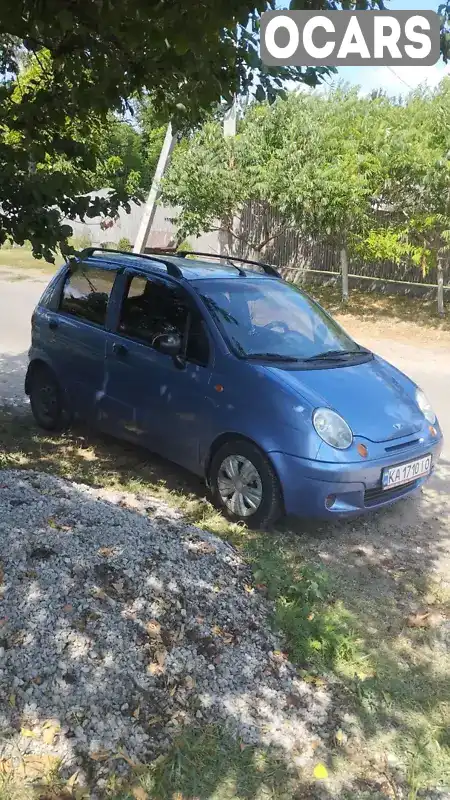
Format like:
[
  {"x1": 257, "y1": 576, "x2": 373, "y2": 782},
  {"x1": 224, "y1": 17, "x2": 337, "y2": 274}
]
[
  {"x1": 176, "y1": 238, "x2": 192, "y2": 253},
  {"x1": 70, "y1": 233, "x2": 92, "y2": 251},
  {"x1": 117, "y1": 237, "x2": 133, "y2": 252}
]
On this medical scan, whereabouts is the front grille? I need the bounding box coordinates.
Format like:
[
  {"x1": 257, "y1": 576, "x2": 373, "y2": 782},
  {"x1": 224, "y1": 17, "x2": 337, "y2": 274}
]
[
  {"x1": 385, "y1": 438, "x2": 420, "y2": 454},
  {"x1": 364, "y1": 479, "x2": 419, "y2": 507}
]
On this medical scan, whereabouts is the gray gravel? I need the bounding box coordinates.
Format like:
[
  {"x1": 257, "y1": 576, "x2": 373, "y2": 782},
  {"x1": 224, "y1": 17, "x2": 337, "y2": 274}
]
[{"x1": 0, "y1": 469, "x2": 331, "y2": 792}]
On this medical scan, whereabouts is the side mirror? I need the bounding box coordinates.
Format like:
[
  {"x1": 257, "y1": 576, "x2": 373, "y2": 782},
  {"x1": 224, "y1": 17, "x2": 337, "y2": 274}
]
[{"x1": 154, "y1": 332, "x2": 182, "y2": 356}]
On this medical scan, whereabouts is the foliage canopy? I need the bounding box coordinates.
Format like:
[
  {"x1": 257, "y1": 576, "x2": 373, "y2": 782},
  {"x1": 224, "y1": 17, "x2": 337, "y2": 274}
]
[
  {"x1": 0, "y1": 0, "x2": 387, "y2": 258},
  {"x1": 162, "y1": 80, "x2": 450, "y2": 283}
]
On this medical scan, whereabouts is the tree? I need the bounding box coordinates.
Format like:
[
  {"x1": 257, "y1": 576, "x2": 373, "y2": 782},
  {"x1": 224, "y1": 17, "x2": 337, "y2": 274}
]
[
  {"x1": 87, "y1": 116, "x2": 152, "y2": 197},
  {"x1": 137, "y1": 100, "x2": 170, "y2": 186},
  {"x1": 361, "y1": 80, "x2": 450, "y2": 314},
  {"x1": 162, "y1": 89, "x2": 388, "y2": 301},
  {"x1": 0, "y1": 0, "x2": 385, "y2": 258},
  {"x1": 440, "y1": 1, "x2": 450, "y2": 62},
  {"x1": 0, "y1": 49, "x2": 124, "y2": 260},
  {"x1": 162, "y1": 82, "x2": 450, "y2": 311}
]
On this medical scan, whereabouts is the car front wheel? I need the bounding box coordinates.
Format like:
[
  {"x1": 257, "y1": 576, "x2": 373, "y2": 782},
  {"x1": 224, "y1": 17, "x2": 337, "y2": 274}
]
[{"x1": 209, "y1": 439, "x2": 283, "y2": 529}]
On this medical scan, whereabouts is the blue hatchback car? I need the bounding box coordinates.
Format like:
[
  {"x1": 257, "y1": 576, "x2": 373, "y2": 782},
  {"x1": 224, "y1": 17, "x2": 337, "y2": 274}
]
[{"x1": 26, "y1": 248, "x2": 443, "y2": 528}]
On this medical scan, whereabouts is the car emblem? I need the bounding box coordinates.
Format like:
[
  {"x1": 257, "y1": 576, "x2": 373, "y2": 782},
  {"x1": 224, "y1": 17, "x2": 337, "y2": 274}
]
[{"x1": 393, "y1": 423, "x2": 403, "y2": 430}]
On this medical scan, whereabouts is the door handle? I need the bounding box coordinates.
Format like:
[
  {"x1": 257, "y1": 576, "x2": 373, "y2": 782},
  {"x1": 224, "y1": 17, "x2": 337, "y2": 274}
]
[
  {"x1": 112, "y1": 342, "x2": 128, "y2": 357},
  {"x1": 48, "y1": 319, "x2": 58, "y2": 331}
]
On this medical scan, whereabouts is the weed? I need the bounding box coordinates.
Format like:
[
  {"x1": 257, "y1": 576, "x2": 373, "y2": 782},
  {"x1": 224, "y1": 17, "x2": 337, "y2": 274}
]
[
  {"x1": 133, "y1": 725, "x2": 294, "y2": 800},
  {"x1": 248, "y1": 539, "x2": 365, "y2": 674}
]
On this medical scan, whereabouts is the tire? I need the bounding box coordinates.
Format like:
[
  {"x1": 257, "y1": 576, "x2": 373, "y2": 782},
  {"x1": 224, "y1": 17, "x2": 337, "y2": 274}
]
[
  {"x1": 28, "y1": 365, "x2": 68, "y2": 432},
  {"x1": 209, "y1": 439, "x2": 283, "y2": 529}
]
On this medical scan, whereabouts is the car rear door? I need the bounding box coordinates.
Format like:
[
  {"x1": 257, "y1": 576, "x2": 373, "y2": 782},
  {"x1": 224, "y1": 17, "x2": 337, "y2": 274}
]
[
  {"x1": 98, "y1": 270, "x2": 214, "y2": 472},
  {"x1": 40, "y1": 261, "x2": 119, "y2": 420}
]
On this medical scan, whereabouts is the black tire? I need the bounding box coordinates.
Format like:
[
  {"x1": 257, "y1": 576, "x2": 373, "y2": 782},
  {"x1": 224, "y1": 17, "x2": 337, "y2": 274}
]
[
  {"x1": 209, "y1": 439, "x2": 283, "y2": 529},
  {"x1": 28, "y1": 365, "x2": 68, "y2": 432}
]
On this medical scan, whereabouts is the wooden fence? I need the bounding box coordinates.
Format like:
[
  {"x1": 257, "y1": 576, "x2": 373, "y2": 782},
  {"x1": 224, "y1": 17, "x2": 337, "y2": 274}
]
[{"x1": 232, "y1": 201, "x2": 448, "y2": 291}]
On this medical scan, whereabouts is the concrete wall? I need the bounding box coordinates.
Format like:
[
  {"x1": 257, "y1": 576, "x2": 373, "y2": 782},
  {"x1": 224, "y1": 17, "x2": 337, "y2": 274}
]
[
  {"x1": 62, "y1": 190, "x2": 143, "y2": 247},
  {"x1": 63, "y1": 191, "x2": 221, "y2": 254},
  {"x1": 145, "y1": 204, "x2": 221, "y2": 254}
]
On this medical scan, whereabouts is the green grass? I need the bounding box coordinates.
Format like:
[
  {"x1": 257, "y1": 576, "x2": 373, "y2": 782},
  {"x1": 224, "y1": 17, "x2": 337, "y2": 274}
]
[
  {"x1": 113, "y1": 726, "x2": 296, "y2": 800},
  {"x1": 0, "y1": 409, "x2": 449, "y2": 799},
  {"x1": 0, "y1": 246, "x2": 60, "y2": 273}
]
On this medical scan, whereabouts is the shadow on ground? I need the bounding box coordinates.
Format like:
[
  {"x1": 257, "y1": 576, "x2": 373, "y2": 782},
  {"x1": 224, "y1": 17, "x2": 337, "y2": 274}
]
[
  {"x1": 311, "y1": 285, "x2": 450, "y2": 336},
  {"x1": 0, "y1": 351, "x2": 449, "y2": 797}
]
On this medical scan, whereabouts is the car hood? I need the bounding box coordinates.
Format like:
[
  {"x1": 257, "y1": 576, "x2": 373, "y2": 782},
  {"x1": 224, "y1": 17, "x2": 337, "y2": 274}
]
[{"x1": 267, "y1": 356, "x2": 423, "y2": 443}]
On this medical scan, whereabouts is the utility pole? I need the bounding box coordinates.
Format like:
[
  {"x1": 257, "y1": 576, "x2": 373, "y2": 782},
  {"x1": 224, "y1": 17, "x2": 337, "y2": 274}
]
[
  {"x1": 133, "y1": 122, "x2": 177, "y2": 254},
  {"x1": 223, "y1": 97, "x2": 237, "y2": 138}
]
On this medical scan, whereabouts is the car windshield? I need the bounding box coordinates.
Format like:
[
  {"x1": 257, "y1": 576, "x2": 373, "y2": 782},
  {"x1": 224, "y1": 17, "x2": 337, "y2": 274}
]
[{"x1": 196, "y1": 279, "x2": 361, "y2": 360}]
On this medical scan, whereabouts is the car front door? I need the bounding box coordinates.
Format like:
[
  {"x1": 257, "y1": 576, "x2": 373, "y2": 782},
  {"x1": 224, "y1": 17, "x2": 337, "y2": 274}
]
[{"x1": 98, "y1": 270, "x2": 214, "y2": 472}]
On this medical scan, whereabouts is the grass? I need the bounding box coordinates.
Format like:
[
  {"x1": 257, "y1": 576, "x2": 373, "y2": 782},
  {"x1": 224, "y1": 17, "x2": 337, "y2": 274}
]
[
  {"x1": 0, "y1": 410, "x2": 449, "y2": 799},
  {"x1": 0, "y1": 246, "x2": 60, "y2": 274},
  {"x1": 120, "y1": 726, "x2": 295, "y2": 800}
]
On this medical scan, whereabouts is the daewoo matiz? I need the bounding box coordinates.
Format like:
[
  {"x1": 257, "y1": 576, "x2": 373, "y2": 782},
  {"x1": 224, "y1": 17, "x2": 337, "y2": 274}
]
[{"x1": 25, "y1": 249, "x2": 443, "y2": 528}]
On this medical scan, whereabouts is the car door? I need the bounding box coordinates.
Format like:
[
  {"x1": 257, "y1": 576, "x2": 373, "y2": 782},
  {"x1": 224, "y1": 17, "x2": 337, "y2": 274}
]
[
  {"x1": 41, "y1": 262, "x2": 118, "y2": 420},
  {"x1": 98, "y1": 270, "x2": 214, "y2": 472}
]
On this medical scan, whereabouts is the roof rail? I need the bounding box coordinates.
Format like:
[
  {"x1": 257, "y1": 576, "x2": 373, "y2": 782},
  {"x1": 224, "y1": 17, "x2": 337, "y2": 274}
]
[
  {"x1": 143, "y1": 247, "x2": 246, "y2": 276},
  {"x1": 78, "y1": 247, "x2": 183, "y2": 278},
  {"x1": 177, "y1": 251, "x2": 280, "y2": 277}
]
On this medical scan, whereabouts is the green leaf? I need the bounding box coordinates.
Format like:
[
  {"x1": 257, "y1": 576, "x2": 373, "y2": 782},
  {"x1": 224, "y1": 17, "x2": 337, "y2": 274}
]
[{"x1": 255, "y1": 85, "x2": 266, "y2": 103}]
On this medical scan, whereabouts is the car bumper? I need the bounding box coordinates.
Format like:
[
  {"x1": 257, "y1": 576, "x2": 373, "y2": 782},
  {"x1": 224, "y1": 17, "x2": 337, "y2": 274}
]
[{"x1": 270, "y1": 435, "x2": 444, "y2": 519}]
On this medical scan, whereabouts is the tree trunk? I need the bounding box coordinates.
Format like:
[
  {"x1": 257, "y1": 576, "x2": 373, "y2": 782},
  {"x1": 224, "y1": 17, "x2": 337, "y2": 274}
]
[
  {"x1": 437, "y1": 254, "x2": 445, "y2": 316},
  {"x1": 219, "y1": 214, "x2": 234, "y2": 259},
  {"x1": 340, "y1": 244, "x2": 349, "y2": 303}
]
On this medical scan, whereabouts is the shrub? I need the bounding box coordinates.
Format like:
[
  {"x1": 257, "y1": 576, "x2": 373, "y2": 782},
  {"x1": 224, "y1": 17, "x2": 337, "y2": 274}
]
[
  {"x1": 71, "y1": 233, "x2": 92, "y2": 251},
  {"x1": 117, "y1": 237, "x2": 133, "y2": 252},
  {"x1": 176, "y1": 238, "x2": 192, "y2": 253}
]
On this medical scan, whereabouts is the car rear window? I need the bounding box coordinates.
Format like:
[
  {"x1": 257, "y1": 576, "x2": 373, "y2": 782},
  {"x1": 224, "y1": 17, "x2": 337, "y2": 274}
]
[{"x1": 60, "y1": 265, "x2": 118, "y2": 326}]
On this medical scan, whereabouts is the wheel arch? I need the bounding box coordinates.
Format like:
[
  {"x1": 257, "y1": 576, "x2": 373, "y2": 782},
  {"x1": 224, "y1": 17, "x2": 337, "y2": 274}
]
[
  {"x1": 25, "y1": 358, "x2": 55, "y2": 395},
  {"x1": 205, "y1": 432, "x2": 286, "y2": 513}
]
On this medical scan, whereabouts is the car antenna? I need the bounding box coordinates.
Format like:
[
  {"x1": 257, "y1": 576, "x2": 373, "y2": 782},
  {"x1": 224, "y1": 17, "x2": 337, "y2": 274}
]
[{"x1": 224, "y1": 257, "x2": 246, "y2": 276}]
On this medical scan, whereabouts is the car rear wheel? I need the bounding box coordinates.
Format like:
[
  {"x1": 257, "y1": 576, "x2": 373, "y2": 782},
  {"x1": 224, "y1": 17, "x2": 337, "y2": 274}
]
[
  {"x1": 28, "y1": 365, "x2": 67, "y2": 431},
  {"x1": 209, "y1": 439, "x2": 283, "y2": 529}
]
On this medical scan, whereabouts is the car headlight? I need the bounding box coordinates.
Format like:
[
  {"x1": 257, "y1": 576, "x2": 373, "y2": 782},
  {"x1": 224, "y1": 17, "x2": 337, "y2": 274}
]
[
  {"x1": 313, "y1": 408, "x2": 353, "y2": 450},
  {"x1": 416, "y1": 388, "x2": 436, "y2": 424}
]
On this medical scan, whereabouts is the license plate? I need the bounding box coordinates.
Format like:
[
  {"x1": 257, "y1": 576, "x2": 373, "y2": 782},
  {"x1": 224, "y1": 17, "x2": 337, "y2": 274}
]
[{"x1": 382, "y1": 455, "x2": 431, "y2": 490}]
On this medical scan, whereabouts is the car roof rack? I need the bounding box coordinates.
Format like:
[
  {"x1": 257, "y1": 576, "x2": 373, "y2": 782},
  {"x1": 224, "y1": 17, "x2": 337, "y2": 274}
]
[
  {"x1": 176, "y1": 251, "x2": 280, "y2": 277},
  {"x1": 76, "y1": 247, "x2": 184, "y2": 278},
  {"x1": 143, "y1": 248, "x2": 246, "y2": 277}
]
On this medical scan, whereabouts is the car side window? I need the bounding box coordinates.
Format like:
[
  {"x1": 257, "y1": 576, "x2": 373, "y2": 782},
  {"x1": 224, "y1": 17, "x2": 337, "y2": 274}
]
[
  {"x1": 119, "y1": 275, "x2": 210, "y2": 366},
  {"x1": 60, "y1": 265, "x2": 117, "y2": 327}
]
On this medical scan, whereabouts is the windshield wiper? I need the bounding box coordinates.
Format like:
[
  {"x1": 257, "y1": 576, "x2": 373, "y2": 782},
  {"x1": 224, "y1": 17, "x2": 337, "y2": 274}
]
[
  {"x1": 305, "y1": 348, "x2": 370, "y2": 362},
  {"x1": 246, "y1": 353, "x2": 303, "y2": 362}
]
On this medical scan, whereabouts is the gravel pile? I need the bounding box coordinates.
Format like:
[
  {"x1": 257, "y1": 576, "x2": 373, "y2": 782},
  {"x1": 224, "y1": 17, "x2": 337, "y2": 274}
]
[{"x1": 0, "y1": 469, "x2": 331, "y2": 794}]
